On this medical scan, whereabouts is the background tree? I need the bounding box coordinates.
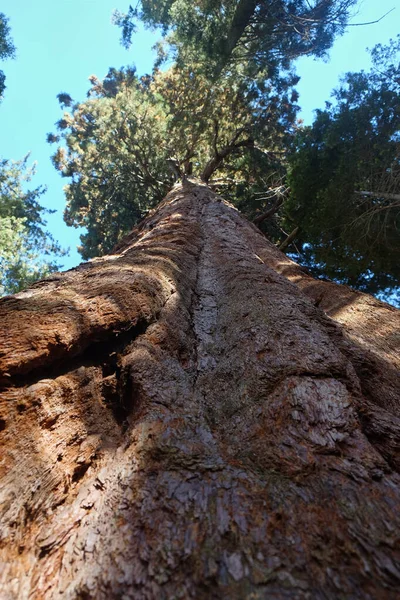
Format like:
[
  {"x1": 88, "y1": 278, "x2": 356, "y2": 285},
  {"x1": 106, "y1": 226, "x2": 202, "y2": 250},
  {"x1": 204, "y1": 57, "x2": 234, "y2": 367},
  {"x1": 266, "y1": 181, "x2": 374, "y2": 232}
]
[
  {"x1": 0, "y1": 156, "x2": 66, "y2": 295},
  {"x1": 0, "y1": 12, "x2": 15, "y2": 99},
  {"x1": 286, "y1": 35, "x2": 400, "y2": 300},
  {"x1": 0, "y1": 14, "x2": 66, "y2": 295}
]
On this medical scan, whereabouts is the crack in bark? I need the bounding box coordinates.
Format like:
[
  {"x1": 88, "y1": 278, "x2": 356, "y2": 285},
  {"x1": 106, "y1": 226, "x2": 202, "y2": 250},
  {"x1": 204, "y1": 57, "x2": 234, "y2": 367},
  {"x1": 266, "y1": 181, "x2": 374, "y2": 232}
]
[{"x1": 192, "y1": 203, "x2": 220, "y2": 385}]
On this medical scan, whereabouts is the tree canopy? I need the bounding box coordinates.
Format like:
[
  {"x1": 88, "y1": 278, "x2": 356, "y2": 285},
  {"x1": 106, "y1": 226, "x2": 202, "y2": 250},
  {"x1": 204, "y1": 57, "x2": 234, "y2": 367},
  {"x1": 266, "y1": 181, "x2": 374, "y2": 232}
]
[
  {"x1": 49, "y1": 64, "x2": 299, "y2": 258},
  {"x1": 114, "y1": 1, "x2": 358, "y2": 77}
]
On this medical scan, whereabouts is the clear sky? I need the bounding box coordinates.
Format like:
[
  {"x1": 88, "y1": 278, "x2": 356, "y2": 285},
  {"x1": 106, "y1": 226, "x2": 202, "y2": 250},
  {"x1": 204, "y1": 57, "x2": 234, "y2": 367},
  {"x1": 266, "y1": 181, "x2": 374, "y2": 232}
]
[{"x1": 0, "y1": 0, "x2": 399, "y2": 271}]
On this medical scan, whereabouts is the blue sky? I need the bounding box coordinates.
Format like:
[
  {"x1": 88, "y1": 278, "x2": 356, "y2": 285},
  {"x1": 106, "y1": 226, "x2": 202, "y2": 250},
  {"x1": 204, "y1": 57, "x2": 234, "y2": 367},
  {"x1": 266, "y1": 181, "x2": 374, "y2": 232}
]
[{"x1": 0, "y1": 0, "x2": 399, "y2": 271}]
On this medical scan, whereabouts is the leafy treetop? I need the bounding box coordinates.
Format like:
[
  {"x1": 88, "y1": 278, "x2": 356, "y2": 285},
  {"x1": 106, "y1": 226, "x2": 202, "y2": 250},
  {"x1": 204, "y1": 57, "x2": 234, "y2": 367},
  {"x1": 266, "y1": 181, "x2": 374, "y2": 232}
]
[
  {"x1": 114, "y1": 1, "x2": 358, "y2": 77},
  {"x1": 49, "y1": 64, "x2": 299, "y2": 258}
]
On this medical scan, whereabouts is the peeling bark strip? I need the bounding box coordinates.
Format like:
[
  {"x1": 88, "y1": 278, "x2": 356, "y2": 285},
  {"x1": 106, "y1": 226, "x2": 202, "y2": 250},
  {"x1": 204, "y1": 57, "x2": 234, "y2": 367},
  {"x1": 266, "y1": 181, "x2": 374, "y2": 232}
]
[{"x1": 0, "y1": 182, "x2": 400, "y2": 599}]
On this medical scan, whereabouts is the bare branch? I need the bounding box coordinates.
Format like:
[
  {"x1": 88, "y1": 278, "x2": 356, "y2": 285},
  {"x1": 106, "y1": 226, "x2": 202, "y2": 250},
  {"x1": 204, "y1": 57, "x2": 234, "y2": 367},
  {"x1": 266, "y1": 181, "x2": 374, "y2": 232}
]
[
  {"x1": 344, "y1": 8, "x2": 395, "y2": 27},
  {"x1": 279, "y1": 226, "x2": 300, "y2": 251},
  {"x1": 254, "y1": 197, "x2": 284, "y2": 225},
  {"x1": 201, "y1": 133, "x2": 254, "y2": 182},
  {"x1": 212, "y1": 119, "x2": 220, "y2": 157}
]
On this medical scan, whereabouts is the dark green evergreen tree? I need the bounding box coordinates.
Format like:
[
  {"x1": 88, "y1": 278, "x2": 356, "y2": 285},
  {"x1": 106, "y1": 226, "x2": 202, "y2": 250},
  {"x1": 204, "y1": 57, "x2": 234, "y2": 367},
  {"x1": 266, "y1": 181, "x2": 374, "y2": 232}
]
[{"x1": 286, "y1": 35, "x2": 400, "y2": 300}]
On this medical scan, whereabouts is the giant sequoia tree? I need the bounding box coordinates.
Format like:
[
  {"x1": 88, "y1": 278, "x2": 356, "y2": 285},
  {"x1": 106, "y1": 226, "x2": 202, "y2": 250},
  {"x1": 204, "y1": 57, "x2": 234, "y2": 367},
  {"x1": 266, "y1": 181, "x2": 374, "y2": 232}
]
[
  {"x1": 0, "y1": 181, "x2": 400, "y2": 598},
  {"x1": 48, "y1": 6, "x2": 400, "y2": 300},
  {"x1": 1, "y1": 1, "x2": 400, "y2": 597}
]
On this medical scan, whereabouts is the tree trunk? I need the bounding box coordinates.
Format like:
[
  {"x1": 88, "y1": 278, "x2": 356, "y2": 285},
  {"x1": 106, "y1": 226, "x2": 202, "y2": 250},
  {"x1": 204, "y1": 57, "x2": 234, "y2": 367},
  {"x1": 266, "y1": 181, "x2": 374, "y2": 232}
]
[
  {"x1": 0, "y1": 181, "x2": 399, "y2": 599},
  {"x1": 214, "y1": 0, "x2": 258, "y2": 76}
]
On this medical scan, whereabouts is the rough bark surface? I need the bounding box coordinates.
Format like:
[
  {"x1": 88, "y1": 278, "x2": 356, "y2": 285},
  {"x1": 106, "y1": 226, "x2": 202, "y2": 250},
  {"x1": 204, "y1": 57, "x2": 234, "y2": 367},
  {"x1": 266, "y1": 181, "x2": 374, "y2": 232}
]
[{"x1": 0, "y1": 182, "x2": 399, "y2": 599}]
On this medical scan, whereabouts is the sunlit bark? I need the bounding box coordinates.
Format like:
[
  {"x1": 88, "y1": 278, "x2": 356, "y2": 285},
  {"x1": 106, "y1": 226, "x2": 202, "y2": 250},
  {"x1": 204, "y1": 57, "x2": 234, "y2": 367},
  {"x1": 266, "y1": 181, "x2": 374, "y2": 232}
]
[{"x1": 1, "y1": 182, "x2": 399, "y2": 599}]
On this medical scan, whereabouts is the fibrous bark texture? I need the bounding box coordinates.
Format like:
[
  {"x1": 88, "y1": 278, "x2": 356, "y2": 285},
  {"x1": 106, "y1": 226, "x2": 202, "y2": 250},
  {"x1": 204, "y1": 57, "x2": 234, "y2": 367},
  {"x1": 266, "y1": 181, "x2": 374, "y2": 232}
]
[{"x1": 0, "y1": 182, "x2": 399, "y2": 599}]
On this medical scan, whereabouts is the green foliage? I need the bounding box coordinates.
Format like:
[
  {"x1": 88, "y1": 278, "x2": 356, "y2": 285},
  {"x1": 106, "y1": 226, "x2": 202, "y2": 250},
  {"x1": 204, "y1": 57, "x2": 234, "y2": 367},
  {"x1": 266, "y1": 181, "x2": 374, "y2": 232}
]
[
  {"x1": 49, "y1": 70, "x2": 172, "y2": 259},
  {"x1": 0, "y1": 12, "x2": 15, "y2": 98},
  {"x1": 0, "y1": 157, "x2": 66, "y2": 295},
  {"x1": 287, "y1": 36, "x2": 400, "y2": 298},
  {"x1": 50, "y1": 64, "x2": 299, "y2": 258},
  {"x1": 114, "y1": 1, "x2": 358, "y2": 76}
]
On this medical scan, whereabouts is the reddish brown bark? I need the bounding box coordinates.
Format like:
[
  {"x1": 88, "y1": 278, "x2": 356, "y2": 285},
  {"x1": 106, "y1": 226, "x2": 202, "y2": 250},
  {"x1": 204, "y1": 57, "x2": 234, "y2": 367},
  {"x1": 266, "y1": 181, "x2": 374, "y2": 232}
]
[{"x1": 0, "y1": 182, "x2": 399, "y2": 599}]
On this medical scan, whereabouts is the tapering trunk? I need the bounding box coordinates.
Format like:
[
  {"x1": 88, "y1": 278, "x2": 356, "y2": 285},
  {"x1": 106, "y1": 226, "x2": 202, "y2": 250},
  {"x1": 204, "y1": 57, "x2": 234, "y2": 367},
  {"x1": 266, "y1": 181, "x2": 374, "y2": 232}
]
[
  {"x1": 213, "y1": 0, "x2": 258, "y2": 76},
  {"x1": 1, "y1": 182, "x2": 399, "y2": 599}
]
